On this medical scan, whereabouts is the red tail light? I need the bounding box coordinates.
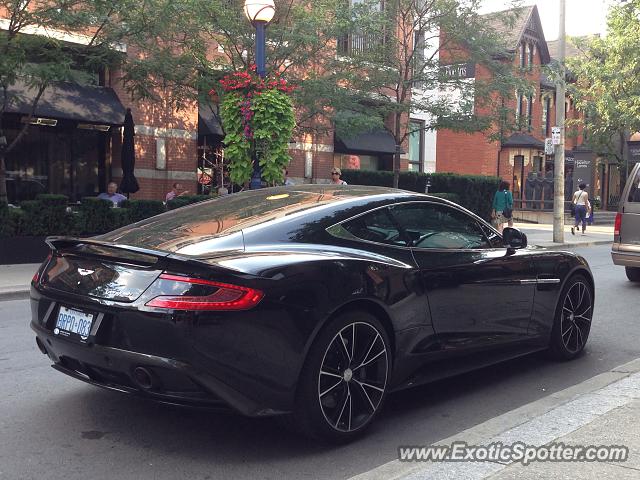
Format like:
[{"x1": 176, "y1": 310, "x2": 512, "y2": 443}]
[
  {"x1": 32, "y1": 252, "x2": 53, "y2": 285},
  {"x1": 145, "y1": 274, "x2": 264, "y2": 311},
  {"x1": 614, "y1": 213, "x2": 622, "y2": 237}
]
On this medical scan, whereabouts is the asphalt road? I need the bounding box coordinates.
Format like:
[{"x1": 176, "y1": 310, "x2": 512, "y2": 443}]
[{"x1": 0, "y1": 244, "x2": 637, "y2": 480}]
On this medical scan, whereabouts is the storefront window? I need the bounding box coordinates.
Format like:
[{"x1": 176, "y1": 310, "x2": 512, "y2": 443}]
[
  {"x1": 4, "y1": 120, "x2": 106, "y2": 204},
  {"x1": 333, "y1": 153, "x2": 382, "y2": 171}
]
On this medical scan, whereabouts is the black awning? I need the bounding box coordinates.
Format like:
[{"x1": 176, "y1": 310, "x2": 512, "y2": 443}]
[
  {"x1": 502, "y1": 133, "x2": 545, "y2": 149},
  {"x1": 5, "y1": 80, "x2": 126, "y2": 125},
  {"x1": 198, "y1": 102, "x2": 224, "y2": 137},
  {"x1": 335, "y1": 128, "x2": 398, "y2": 155}
]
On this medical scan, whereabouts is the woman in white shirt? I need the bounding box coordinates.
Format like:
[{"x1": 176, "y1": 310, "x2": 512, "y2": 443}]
[{"x1": 571, "y1": 183, "x2": 590, "y2": 235}]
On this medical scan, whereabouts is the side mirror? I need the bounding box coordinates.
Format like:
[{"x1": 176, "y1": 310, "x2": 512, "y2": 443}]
[{"x1": 503, "y1": 227, "x2": 528, "y2": 250}]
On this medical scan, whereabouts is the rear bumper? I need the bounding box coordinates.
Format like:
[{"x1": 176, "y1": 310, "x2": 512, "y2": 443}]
[
  {"x1": 31, "y1": 321, "x2": 285, "y2": 416},
  {"x1": 28, "y1": 282, "x2": 318, "y2": 417},
  {"x1": 611, "y1": 243, "x2": 640, "y2": 267}
]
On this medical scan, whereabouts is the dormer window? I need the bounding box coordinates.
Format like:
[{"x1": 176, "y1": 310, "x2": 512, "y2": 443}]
[{"x1": 520, "y1": 42, "x2": 526, "y2": 68}]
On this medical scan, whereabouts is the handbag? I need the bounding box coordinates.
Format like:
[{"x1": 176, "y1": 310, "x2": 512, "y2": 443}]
[{"x1": 502, "y1": 191, "x2": 513, "y2": 219}]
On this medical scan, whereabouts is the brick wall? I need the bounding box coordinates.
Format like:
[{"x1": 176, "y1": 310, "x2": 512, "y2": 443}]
[{"x1": 107, "y1": 46, "x2": 199, "y2": 201}]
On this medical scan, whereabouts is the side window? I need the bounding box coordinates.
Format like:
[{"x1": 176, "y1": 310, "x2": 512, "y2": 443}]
[
  {"x1": 628, "y1": 168, "x2": 640, "y2": 203},
  {"x1": 478, "y1": 222, "x2": 504, "y2": 248},
  {"x1": 389, "y1": 203, "x2": 490, "y2": 249},
  {"x1": 340, "y1": 208, "x2": 405, "y2": 246}
]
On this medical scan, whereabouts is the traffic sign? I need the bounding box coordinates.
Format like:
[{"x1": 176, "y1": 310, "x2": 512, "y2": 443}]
[
  {"x1": 545, "y1": 138, "x2": 554, "y2": 155},
  {"x1": 551, "y1": 126, "x2": 561, "y2": 145}
]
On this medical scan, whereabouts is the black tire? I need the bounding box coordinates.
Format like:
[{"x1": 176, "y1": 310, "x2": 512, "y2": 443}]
[
  {"x1": 625, "y1": 267, "x2": 640, "y2": 282},
  {"x1": 548, "y1": 274, "x2": 593, "y2": 360},
  {"x1": 290, "y1": 310, "x2": 391, "y2": 443}
]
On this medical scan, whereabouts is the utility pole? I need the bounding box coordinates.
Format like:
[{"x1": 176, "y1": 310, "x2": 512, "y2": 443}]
[{"x1": 553, "y1": 0, "x2": 566, "y2": 243}]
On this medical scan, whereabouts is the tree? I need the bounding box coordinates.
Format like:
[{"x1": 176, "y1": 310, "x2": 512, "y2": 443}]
[
  {"x1": 295, "y1": 0, "x2": 529, "y2": 187},
  {"x1": 165, "y1": 0, "x2": 354, "y2": 184},
  {"x1": 567, "y1": 0, "x2": 640, "y2": 177},
  {"x1": 0, "y1": 0, "x2": 212, "y2": 203}
]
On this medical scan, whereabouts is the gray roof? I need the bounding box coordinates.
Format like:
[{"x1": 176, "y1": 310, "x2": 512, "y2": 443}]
[
  {"x1": 482, "y1": 5, "x2": 550, "y2": 64},
  {"x1": 547, "y1": 35, "x2": 597, "y2": 60},
  {"x1": 502, "y1": 132, "x2": 545, "y2": 149}
]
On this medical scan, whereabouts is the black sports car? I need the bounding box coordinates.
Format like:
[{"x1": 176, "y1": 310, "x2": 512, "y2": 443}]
[{"x1": 30, "y1": 185, "x2": 594, "y2": 442}]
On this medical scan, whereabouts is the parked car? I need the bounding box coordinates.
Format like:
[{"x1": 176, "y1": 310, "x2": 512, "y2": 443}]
[
  {"x1": 612, "y1": 162, "x2": 640, "y2": 281},
  {"x1": 30, "y1": 185, "x2": 595, "y2": 443}
]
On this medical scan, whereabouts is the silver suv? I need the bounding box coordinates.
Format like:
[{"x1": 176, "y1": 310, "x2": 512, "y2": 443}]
[{"x1": 612, "y1": 162, "x2": 640, "y2": 281}]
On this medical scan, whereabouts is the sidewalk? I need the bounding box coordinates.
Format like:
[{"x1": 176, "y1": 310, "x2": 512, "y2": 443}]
[
  {"x1": 0, "y1": 263, "x2": 40, "y2": 298},
  {"x1": 352, "y1": 358, "x2": 640, "y2": 480},
  {"x1": 515, "y1": 222, "x2": 613, "y2": 250}
]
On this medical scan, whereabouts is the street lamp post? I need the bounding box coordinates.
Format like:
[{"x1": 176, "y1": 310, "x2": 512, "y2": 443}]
[{"x1": 244, "y1": 0, "x2": 275, "y2": 189}]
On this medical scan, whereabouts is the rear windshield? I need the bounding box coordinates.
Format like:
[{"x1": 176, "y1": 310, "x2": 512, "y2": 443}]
[
  {"x1": 628, "y1": 166, "x2": 640, "y2": 202},
  {"x1": 98, "y1": 186, "x2": 378, "y2": 252}
]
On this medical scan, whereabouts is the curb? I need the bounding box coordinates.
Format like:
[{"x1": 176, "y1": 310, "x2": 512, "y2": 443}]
[
  {"x1": 0, "y1": 288, "x2": 30, "y2": 301},
  {"x1": 532, "y1": 239, "x2": 612, "y2": 250},
  {"x1": 350, "y1": 357, "x2": 640, "y2": 480}
]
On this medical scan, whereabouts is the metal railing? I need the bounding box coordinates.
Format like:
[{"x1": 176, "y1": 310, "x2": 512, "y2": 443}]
[{"x1": 337, "y1": 33, "x2": 386, "y2": 57}]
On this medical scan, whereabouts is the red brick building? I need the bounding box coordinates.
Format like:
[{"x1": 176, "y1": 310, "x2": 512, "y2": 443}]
[{"x1": 435, "y1": 5, "x2": 596, "y2": 210}]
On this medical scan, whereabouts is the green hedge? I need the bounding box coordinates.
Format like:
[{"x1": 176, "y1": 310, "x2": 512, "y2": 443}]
[
  {"x1": 2, "y1": 196, "x2": 167, "y2": 237},
  {"x1": 120, "y1": 199, "x2": 166, "y2": 223},
  {"x1": 340, "y1": 170, "x2": 500, "y2": 220},
  {"x1": 429, "y1": 192, "x2": 461, "y2": 204},
  {"x1": 166, "y1": 194, "x2": 211, "y2": 210},
  {"x1": 18, "y1": 195, "x2": 72, "y2": 236},
  {"x1": 78, "y1": 197, "x2": 114, "y2": 234},
  {"x1": 0, "y1": 203, "x2": 10, "y2": 237}
]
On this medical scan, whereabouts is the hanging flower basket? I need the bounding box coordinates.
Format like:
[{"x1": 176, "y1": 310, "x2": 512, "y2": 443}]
[{"x1": 212, "y1": 65, "x2": 296, "y2": 186}]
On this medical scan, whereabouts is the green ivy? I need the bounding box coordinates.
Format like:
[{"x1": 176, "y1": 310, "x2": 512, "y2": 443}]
[{"x1": 220, "y1": 88, "x2": 295, "y2": 186}]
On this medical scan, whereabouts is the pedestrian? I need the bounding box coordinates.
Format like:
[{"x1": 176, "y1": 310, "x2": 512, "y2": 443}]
[
  {"x1": 283, "y1": 168, "x2": 294, "y2": 186},
  {"x1": 330, "y1": 167, "x2": 347, "y2": 185},
  {"x1": 571, "y1": 183, "x2": 590, "y2": 236},
  {"x1": 491, "y1": 180, "x2": 514, "y2": 234},
  {"x1": 165, "y1": 182, "x2": 189, "y2": 202},
  {"x1": 97, "y1": 182, "x2": 127, "y2": 207}
]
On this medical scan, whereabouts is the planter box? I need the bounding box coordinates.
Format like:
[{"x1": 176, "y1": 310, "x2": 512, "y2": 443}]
[{"x1": 0, "y1": 236, "x2": 49, "y2": 265}]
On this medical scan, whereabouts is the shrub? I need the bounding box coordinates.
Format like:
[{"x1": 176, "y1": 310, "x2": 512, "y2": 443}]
[
  {"x1": 341, "y1": 170, "x2": 500, "y2": 220},
  {"x1": 120, "y1": 199, "x2": 166, "y2": 223},
  {"x1": 108, "y1": 208, "x2": 131, "y2": 231},
  {"x1": 166, "y1": 194, "x2": 211, "y2": 210},
  {"x1": 79, "y1": 197, "x2": 115, "y2": 234},
  {"x1": 31, "y1": 194, "x2": 71, "y2": 235},
  {"x1": 0, "y1": 203, "x2": 11, "y2": 237},
  {"x1": 429, "y1": 192, "x2": 461, "y2": 204},
  {"x1": 8, "y1": 208, "x2": 26, "y2": 236}
]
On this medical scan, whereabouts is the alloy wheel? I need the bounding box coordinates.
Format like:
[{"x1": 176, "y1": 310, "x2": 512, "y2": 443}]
[
  {"x1": 317, "y1": 321, "x2": 389, "y2": 432},
  {"x1": 560, "y1": 281, "x2": 592, "y2": 354}
]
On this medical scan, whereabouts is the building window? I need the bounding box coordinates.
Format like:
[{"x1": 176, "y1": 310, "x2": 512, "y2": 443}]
[
  {"x1": 408, "y1": 119, "x2": 424, "y2": 172},
  {"x1": 519, "y1": 42, "x2": 526, "y2": 68},
  {"x1": 413, "y1": 30, "x2": 426, "y2": 90},
  {"x1": 542, "y1": 95, "x2": 551, "y2": 137},
  {"x1": 516, "y1": 92, "x2": 523, "y2": 122},
  {"x1": 527, "y1": 94, "x2": 533, "y2": 129},
  {"x1": 333, "y1": 153, "x2": 382, "y2": 171},
  {"x1": 528, "y1": 43, "x2": 534, "y2": 68},
  {"x1": 337, "y1": 0, "x2": 386, "y2": 57}
]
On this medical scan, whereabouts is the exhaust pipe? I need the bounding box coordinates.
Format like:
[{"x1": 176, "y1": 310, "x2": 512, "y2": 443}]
[{"x1": 132, "y1": 366, "x2": 155, "y2": 390}]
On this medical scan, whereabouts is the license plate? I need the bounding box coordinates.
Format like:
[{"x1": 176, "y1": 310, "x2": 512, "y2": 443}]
[{"x1": 54, "y1": 306, "x2": 94, "y2": 342}]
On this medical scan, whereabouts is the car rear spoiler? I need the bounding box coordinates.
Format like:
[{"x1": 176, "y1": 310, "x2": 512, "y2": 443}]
[{"x1": 45, "y1": 236, "x2": 172, "y2": 267}]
